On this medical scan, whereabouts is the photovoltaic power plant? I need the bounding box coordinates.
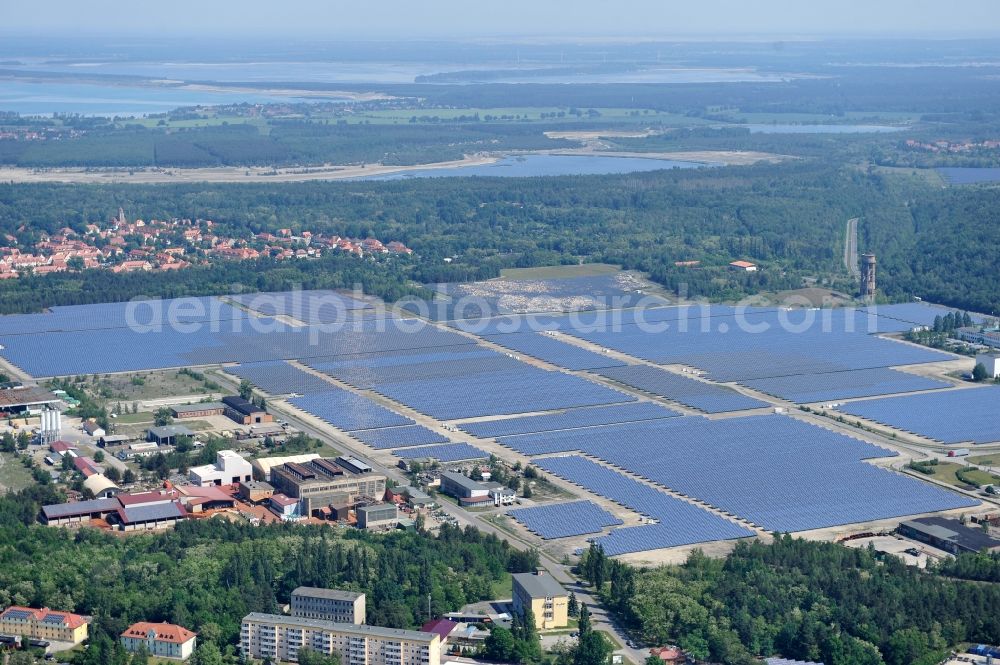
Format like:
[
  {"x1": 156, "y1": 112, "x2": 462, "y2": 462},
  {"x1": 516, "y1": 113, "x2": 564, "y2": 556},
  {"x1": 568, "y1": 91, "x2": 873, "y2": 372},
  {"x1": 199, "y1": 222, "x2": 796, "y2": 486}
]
[
  {"x1": 349, "y1": 425, "x2": 450, "y2": 449},
  {"x1": 457, "y1": 402, "x2": 680, "y2": 439},
  {"x1": 507, "y1": 500, "x2": 623, "y2": 539},
  {"x1": 536, "y1": 456, "x2": 754, "y2": 554},
  {"x1": 861, "y1": 302, "x2": 986, "y2": 328},
  {"x1": 288, "y1": 389, "x2": 414, "y2": 431},
  {"x1": 836, "y1": 387, "x2": 1000, "y2": 444},
  {"x1": 741, "y1": 367, "x2": 952, "y2": 404},
  {"x1": 393, "y1": 443, "x2": 490, "y2": 462},
  {"x1": 594, "y1": 365, "x2": 769, "y2": 413},
  {"x1": 483, "y1": 331, "x2": 625, "y2": 370},
  {"x1": 228, "y1": 289, "x2": 371, "y2": 322},
  {"x1": 501, "y1": 414, "x2": 977, "y2": 533},
  {"x1": 227, "y1": 361, "x2": 337, "y2": 395}
]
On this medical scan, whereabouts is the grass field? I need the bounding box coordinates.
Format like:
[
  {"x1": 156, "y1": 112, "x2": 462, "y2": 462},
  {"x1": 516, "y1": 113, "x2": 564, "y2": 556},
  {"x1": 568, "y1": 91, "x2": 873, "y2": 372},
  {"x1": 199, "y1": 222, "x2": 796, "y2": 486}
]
[
  {"x1": 80, "y1": 370, "x2": 219, "y2": 404},
  {"x1": 923, "y1": 461, "x2": 1000, "y2": 488},
  {"x1": 499, "y1": 263, "x2": 622, "y2": 280},
  {"x1": 968, "y1": 454, "x2": 1000, "y2": 467},
  {"x1": 0, "y1": 452, "x2": 34, "y2": 493}
]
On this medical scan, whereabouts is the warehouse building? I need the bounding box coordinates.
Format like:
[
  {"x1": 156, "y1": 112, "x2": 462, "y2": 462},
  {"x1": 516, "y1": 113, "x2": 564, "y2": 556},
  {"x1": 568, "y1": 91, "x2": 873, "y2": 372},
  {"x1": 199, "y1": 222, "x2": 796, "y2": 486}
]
[
  {"x1": 41, "y1": 497, "x2": 120, "y2": 526},
  {"x1": 271, "y1": 457, "x2": 386, "y2": 515},
  {"x1": 83, "y1": 473, "x2": 120, "y2": 499},
  {"x1": 170, "y1": 402, "x2": 225, "y2": 419},
  {"x1": 512, "y1": 570, "x2": 569, "y2": 630},
  {"x1": 898, "y1": 516, "x2": 1000, "y2": 555},
  {"x1": 188, "y1": 450, "x2": 253, "y2": 486},
  {"x1": 251, "y1": 453, "x2": 321, "y2": 482},
  {"x1": 147, "y1": 424, "x2": 194, "y2": 446},
  {"x1": 120, "y1": 621, "x2": 197, "y2": 660},
  {"x1": 357, "y1": 503, "x2": 398, "y2": 530},
  {"x1": 223, "y1": 395, "x2": 273, "y2": 425},
  {"x1": 0, "y1": 606, "x2": 89, "y2": 646},
  {"x1": 0, "y1": 386, "x2": 60, "y2": 415},
  {"x1": 291, "y1": 587, "x2": 366, "y2": 625},
  {"x1": 439, "y1": 471, "x2": 490, "y2": 506},
  {"x1": 240, "y1": 613, "x2": 441, "y2": 665},
  {"x1": 237, "y1": 480, "x2": 275, "y2": 503}
]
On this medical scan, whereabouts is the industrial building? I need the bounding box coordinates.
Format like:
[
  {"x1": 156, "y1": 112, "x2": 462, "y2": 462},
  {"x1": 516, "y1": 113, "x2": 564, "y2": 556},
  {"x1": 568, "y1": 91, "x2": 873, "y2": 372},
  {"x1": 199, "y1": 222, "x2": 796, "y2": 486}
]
[
  {"x1": 438, "y1": 472, "x2": 514, "y2": 507},
  {"x1": 222, "y1": 395, "x2": 273, "y2": 425},
  {"x1": 975, "y1": 352, "x2": 1000, "y2": 379},
  {"x1": 511, "y1": 570, "x2": 569, "y2": 630},
  {"x1": 120, "y1": 622, "x2": 197, "y2": 660},
  {"x1": 83, "y1": 473, "x2": 119, "y2": 499},
  {"x1": 251, "y1": 453, "x2": 321, "y2": 482},
  {"x1": 0, "y1": 386, "x2": 60, "y2": 415},
  {"x1": 170, "y1": 402, "x2": 225, "y2": 419},
  {"x1": 240, "y1": 613, "x2": 441, "y2": 665},
  {"x1": 291, "y1": 587, "x2": 366, "y2": 625},
  {"x1": 237, "y1": 480, "x2": 275, "y2": 503},
  {"x1": 357, "y1": 503, "x2": 398, "y2": 530},
  {"x1": 898, "y1": 516, "x2": 1000, "y2": 555},
  {"x1": 188, "y1": 450, "x2": 253, "y2": 486},
  {"x1": 41, "y1": 489, "x2": 189, "y2": 532},
  {"x1": 270, "y1": 457, "x2": 386, "y2": 516},
  {"x1": 147, "y1": 424, "x2": 194, "y2": 446},
  {"x1": 0, "y1": 606, "x2": 89, "y2": 646},
  {"x1": 860, "y1": 252, "x2": 877, "y2": 300}
]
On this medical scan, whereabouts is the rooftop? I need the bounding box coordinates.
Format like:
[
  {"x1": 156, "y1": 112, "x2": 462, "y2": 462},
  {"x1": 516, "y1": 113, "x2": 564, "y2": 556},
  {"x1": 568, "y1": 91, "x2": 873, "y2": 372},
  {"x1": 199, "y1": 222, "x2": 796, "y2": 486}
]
[
  {"x1": 292, "y1": 587, "x2": 364, "y2": 602},
  {"x1": 41, "y1": 497, "x2": 119, "y2": 519},
  {"x1": 223, "y1": 395, "x2": 264, "y2": 415},
  {"x1": 512, "y1": 571, "x2": 567, "y2": 599},
  {"x1": 121, "y1": 621, "x2": 196, "y2": 644},
  {"x1": 117, "y1": 501, "x2": 186, "y2": 525},
  {"x1": 0, "y1": 606, "x2": 88, "y2": 630},
  {"x1": 902, "y1": 516, "x2": 1000, "y2": 552},
  {"x1": 0, "y1": 386, "x2": 59, "y2": 408},
  {"x1": 441, "y1": 471, "x2": 486, "y2": 493},
  {"x1": 147, "y1": 425, "x2": 194, "y2": 438},
  {"x1": 171, "y1": 402, "x2": 225, "y2": 414},
  {"x1": 243, "y1": 613, "x2": 437, "y2": 643}
]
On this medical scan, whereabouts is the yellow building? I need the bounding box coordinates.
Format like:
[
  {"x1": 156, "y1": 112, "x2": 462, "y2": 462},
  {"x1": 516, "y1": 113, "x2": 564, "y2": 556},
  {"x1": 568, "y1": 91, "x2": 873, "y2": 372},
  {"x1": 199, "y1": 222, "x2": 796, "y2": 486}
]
[
  {"x1": 0, "y1": 606, "x2": 89, "y2": 645},
  {"x1": 512, "y1": 570, "x2": 569, "y2": 630}
]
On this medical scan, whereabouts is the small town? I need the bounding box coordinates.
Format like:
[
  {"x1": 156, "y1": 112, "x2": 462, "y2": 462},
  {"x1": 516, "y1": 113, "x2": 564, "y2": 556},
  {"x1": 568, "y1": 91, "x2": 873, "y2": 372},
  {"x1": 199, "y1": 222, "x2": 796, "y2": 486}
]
[{"x1": 0, "y1": 208, "x2": 412, "y2": 280}]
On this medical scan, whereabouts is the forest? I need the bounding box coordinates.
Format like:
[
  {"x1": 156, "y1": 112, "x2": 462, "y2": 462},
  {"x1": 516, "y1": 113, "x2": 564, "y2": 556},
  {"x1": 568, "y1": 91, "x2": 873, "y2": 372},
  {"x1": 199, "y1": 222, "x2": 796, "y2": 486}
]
[{"x1": 579, "y1": 537, "x2": 1000, "y2": 665}]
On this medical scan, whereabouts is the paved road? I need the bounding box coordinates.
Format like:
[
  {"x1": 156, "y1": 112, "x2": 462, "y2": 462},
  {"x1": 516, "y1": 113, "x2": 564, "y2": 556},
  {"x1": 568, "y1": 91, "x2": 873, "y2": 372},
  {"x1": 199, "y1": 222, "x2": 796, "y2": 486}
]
[{"x1": 844, "y1": 217, "x2": 860, "y2": 280}]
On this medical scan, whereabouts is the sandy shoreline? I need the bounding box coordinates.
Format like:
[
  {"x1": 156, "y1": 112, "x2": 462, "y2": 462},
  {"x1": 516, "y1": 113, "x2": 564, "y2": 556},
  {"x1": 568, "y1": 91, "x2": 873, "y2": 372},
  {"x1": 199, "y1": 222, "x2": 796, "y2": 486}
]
[{"x1": 0, "y1": 149, "x2": 785, "y2": 184}]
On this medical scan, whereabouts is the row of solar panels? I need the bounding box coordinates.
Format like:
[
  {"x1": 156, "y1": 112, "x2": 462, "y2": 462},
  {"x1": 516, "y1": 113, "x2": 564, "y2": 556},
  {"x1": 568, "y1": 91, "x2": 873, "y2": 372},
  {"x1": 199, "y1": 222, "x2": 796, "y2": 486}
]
[{"x1": 508, "y1": 500, "x2": 623, "y2": 539}]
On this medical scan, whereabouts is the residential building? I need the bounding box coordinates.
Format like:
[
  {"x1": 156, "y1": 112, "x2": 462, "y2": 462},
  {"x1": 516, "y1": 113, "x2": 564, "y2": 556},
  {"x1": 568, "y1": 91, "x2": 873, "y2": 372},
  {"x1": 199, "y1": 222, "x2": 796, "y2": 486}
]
[
  {"x1": 188, "y1": 450, "x2": 253, "y2": 487},
  {"x1": 240, "y1": 613, "x2": 441, "y2": 665},
  {"x1": 222, "y1": 395, "x2": 273, "y2": 425},
  {"x1": 120, "y1": 622, "x2": 197, "y2": 660},
  {"x1": 291, "y1": 587, "x2": 366, "y2": 625},
  {"x1": 357, "y1": 504, "x2": 398, "y2": 530},
  {"x1": 419, "y1": 620, "x2": 456, "y2": 652},
  {"x1": 511, "y1": 570, "x2": 569, "y2": 630},
  {"x1": 0, "y1": 606, "x2": 89, "y2": 645},
  {"x1": 271, "y1": 458, "x2": 386, "y2": 515}
]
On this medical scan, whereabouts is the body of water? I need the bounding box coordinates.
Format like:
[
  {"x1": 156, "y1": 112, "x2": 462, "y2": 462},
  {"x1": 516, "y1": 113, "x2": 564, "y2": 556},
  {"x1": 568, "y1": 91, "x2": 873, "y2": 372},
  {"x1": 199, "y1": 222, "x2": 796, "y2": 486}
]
[
  {"x1": 742, "y1": 123, "x2": 906, "y2": 134},
  {"x1": 360, "y1": 154, "x2": 714, "y2": 180},
  {"x1": 937, "y1": 167, "x2": 1000, "y2": 184}
]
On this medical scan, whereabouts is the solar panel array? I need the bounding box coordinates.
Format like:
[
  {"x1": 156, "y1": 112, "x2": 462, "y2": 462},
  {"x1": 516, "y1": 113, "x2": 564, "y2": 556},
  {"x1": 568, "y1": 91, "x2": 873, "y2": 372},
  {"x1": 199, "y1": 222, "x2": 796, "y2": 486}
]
[
  {"x1": 742, "y1": 367, "x2": 952, "y2": 404},
  {"x1": 227, "y1": 361, "x2": 336, "y2": 395},
  {"x1": 457, "y1": 402, "x2": 680, "y2": 439},
  {"x1": 229, "y1": 289, "x2": 371, "y2": 323},
  {"x1": 502, "y1": 414, "x2": 977, "y2": 533},
  {"x1": 393, "y1": 443, "x2": 490, "y2": 462},
  {"x1": 836, "y1": 387, "x2": 1000, "y2": 444},
  {"x1": 536, "y1": 456, "x2": 754, "y2": 554},
  {"x1": 349, "y1": 425, "x2": 450, "y2": 449},
  {"x1": 595, "y1": 365, "x2": 769, "y2": 413},
  {"x1": 483, "y1": 332, "x2": 625, "y2": 370},
  {"x1": 862, "y1": 302, "x2": 987, "y2": 328},
  {"x1": 507, "y1": 500, "x2": 623, "y2": 539},
  {"x1": 288, "y1": 389, "x2": 414, "y2": 431}
]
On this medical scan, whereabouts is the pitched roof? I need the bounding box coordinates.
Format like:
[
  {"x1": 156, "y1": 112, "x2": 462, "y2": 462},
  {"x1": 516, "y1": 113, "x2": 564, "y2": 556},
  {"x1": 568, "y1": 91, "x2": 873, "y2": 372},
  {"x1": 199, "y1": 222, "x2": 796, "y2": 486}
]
[
  {"x1": 121, "y1": 621, "x2": 196, "y2": 644},
  {"x1": 1, "y1": 606, "x2": 88, "y2": 629},
  {"x1": 116, "y1": 501, "x2": 186, "y2": 525},
  {"x1": 420, "y1": 618, "x2": 457, "y2": 641}
]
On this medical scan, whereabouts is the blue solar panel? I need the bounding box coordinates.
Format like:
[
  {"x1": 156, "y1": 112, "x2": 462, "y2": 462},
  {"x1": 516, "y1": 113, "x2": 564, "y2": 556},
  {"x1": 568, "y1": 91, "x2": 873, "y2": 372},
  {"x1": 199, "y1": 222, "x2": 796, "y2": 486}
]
[
  {"x1": 228, "y1": 361, "x2": 336, "y2": 395},
  {"x1": 508, "y1": 500, "x2": 623, "y2": 539},
  {"x1": 229, "y1": 289, "x2": 372, "y2": 323},
  {"x1": 458, "y1": 402, "x2": 680, "y2": 438},
  {"x1": 393, "y1": 443, "x2": 490, "y2": 462},
  {"x1": 350, "y1": 425, "x2": 449, "y2": 449},
  {"x1": 595, "y1": 365, "x2": 769, "y2": 413},
  {"x1": 836, "y1": 387, "x2": 1000, "y2": 444},
  {"x1": 483, "y1": 332, "x2": 625, "y2": 370},
  {"x1": 502, "y1": 414, "x2": 976, "y2": 533},
  {"x1": 861, "y1": 302, "x2": 987, "y2": 328},
  {"x1": 536, "y1": 456, "x2": 754, "y2": 554},
  {"x1": 742, "y1": 368, "x2": 951, "y2": 404},
  {"x1": 288, "y1": 389, "x2": 413, "y2": 431}
]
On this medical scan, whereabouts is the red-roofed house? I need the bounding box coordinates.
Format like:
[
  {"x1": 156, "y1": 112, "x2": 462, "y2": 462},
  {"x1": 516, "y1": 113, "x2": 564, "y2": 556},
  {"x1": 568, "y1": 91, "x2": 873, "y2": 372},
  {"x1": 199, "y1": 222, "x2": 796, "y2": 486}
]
[
  {"x1": 0, "y1": 606, "x2": 89, "y2": 645},
  {"x1": 121, "y1": 622, "x2": 197, "y2": 660},
  {"x1": 73, "y1": 456, "x2": 103, "y2": 477},
  {"x1": 728, "y1": 260, "x2": 758, "y2": 272},
  {"x1": 420, "y1": 618, "x2": 457, "y2": 649},
  {"x1": 649, "y1": 646, "x2": 685, "y2": 664}
]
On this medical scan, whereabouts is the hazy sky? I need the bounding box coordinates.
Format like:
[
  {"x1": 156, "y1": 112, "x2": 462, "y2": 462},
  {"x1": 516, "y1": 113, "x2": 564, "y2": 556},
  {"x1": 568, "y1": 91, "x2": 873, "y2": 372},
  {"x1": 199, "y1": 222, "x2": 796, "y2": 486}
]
[{"x1": 6, "y1": 0, "x2": 1000, "y2": 38}]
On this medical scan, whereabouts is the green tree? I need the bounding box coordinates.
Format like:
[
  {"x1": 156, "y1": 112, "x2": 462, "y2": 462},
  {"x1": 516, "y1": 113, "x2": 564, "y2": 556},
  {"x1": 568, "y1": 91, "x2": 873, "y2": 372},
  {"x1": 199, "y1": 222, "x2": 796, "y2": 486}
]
[
  {"x1": 239, "y1": 379, "x2": 254, "y2": 401},
  {"x1": 568, "y1": 591, "x2": 579, "y2": 617},
  {"x1": 297, "y1": 647, "x2": 342, "y2": 665},
  {"x1": 483, "y1": 626, "x2": 517, "y2": 662},
  {"x1": 153, "y1": 407, "x2": 174, "y2": 426},
  {"x1": 973, "y1": 363, "x2": 988, "y2": 382}
]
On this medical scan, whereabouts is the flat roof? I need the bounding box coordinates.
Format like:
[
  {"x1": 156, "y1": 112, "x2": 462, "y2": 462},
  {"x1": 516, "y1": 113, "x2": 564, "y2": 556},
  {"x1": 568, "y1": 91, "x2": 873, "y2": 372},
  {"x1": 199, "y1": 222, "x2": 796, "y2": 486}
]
[
  {"x1": 902, "y1": 516, "x2": 1000, "y2": 552},
  {"x1": 512, "y1": 571, "x2": 566, "y2": 599},
  {"x1": 0, "y1": 386, "x2": 59, "y2": 408},
  {"x1": 358, "y1": 504, "x2": 396, "y2": 515},
  {"x1": 223, "y1": 395, "x2": 264, "y2": 415},
  {"x1": 148, "y1": 425, "x2": 194, "y2": 438},
  {"x1": 171, "y1": 402, "x2": 225, "y2": 414},
  {"x1": 292, "y1": 587, "x2": 364, "y2": 602},
  {"x1": 243, "y1": 613, "x2": 436, "y2": 642},
  {"x1": 441, "y1": 471, "x2": 486, "y2": 493}
]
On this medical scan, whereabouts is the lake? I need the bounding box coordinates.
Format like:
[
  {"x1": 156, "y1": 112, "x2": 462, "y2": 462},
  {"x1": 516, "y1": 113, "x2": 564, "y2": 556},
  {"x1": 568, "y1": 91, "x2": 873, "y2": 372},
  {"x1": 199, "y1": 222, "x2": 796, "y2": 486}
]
[
  {"x1": 937, "y1": 167, "x2": 1000, "y2": 184},
  {"x1": 742, "y1": 123, "x2": 907, "y2": 134},
  {"x1": 359, "y1": 154, "x2": 715, "y2": 180}
]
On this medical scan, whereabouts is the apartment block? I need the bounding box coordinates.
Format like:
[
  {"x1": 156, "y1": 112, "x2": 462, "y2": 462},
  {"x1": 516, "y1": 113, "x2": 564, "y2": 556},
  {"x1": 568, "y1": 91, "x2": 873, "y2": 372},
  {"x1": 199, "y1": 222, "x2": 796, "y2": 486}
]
[{"x1": 291, "y1": 587, "x2": 366, "y2": 624}]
